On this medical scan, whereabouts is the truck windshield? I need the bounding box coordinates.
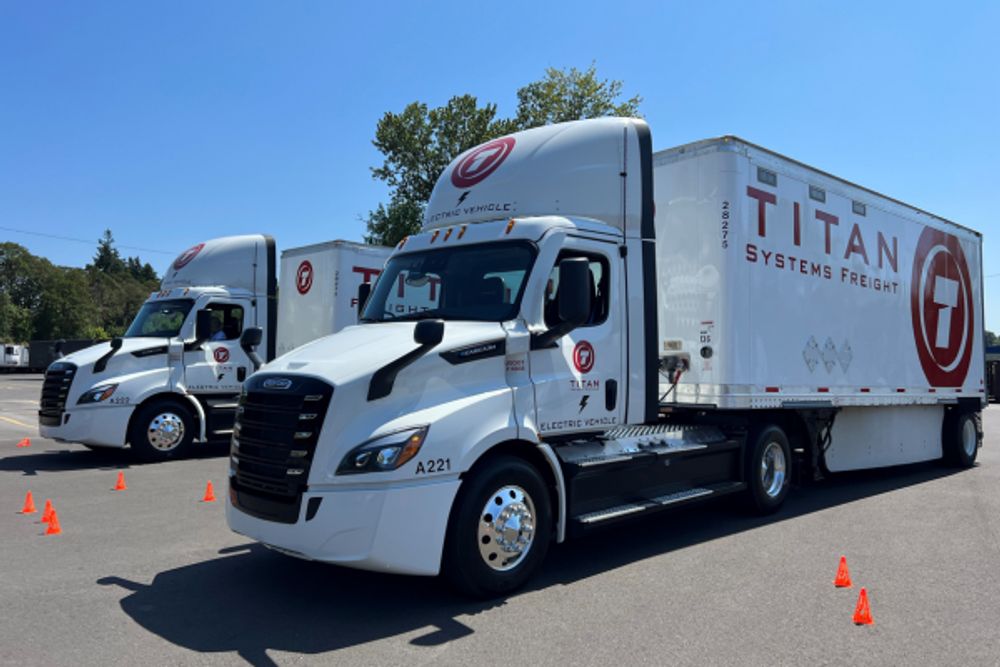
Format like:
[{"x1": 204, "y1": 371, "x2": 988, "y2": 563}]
[
  {"x1": 124, "y1": 299, "x2": 195, "y2": 338},
  {"x1": 362, "y1": 242, "x2": 535, "y2": 322}
]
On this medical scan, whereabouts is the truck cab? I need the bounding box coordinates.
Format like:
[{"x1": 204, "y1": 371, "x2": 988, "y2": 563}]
[{"x1": 39, "y1": 235, "x2": 277, "y2": 460}]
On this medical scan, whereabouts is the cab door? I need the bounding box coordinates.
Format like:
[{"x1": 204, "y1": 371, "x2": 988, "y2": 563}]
[
  {"x1": 529, "y1": 237, "x2": 625, "y2": 436},
  {"x1": 183, "y1": 300, "x2": 253, "y2": 395}
]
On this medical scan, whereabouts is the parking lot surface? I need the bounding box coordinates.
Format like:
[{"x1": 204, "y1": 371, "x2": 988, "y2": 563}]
[{"x1": 2, "y1": 374, "x2": 999, "y2": 666}]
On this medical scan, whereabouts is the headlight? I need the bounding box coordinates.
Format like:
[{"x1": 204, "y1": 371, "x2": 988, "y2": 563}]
[
  {"x1": 76, "y1": 384, "x2": 118, "y2": 405},
  {"x1": 337, "y1": 426, "x2": 429, "y2": 475}
]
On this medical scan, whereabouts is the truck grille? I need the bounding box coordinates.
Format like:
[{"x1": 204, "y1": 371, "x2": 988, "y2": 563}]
[
  {"x1": 229, "y1": 374, "x2": 333, "y2": 523},
  {"x1": 39, "y1": 362, "x2": 76, "y2": 427}
]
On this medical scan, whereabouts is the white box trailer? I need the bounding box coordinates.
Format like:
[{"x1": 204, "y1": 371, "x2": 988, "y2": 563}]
[
  {"x1": 276, "y1": 241, "x2": 392, "y2": 356},
  {"x1": 227, "y1": 119, "x2": 984, "y2": 597},
  {"x1": 654, "y1": 137, "x2": 984, "y2": 470},
  {"x1": 1, "y1": 343, "x2": 29, "y2": 371}
]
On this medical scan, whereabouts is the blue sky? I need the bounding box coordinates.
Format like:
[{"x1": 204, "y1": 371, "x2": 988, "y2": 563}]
[{"x1": 2, "y1": 1, "x2": 999, "y2": 328}]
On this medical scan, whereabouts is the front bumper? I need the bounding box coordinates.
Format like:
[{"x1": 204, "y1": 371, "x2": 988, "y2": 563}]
[
  {"x1": 38, "y1": 406, "x2": 132, "y2": 448},
  {"x1": 226, "y1": 476, "x2": 462, "y2": 576}
]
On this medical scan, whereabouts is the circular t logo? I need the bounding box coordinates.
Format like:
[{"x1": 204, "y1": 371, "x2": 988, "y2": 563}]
[
  {"x1": 451, "y1": 137, "x2": 515, "y2": 189},
  {"x1": 173, "y1": 243, "x2": 205, "y2": 270},
  {"x1": 573, "y1": 341, "x2": 595, "y2": 374},
  {"x1": 296, "y1": 260, "x2": 313, "y2": 295},
  {"x1": 213, "y1": 347, "x2": 230, "y2": 363},
  {"x1": 910, "y1": 227, "x2": 974, "y2": 387}
]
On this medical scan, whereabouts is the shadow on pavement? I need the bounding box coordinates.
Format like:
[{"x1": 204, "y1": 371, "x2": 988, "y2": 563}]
[
  {"x1": 0, "y1": 443, "x2": 230, "y2": 476},
  {"x1": 97, "y1": 461, "x2": 963, "y2": 665}
]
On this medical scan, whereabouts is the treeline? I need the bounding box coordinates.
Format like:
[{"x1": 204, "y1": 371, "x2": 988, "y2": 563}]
[{"x1": 0, "y1": 230, "x2": 160, "y2": 342}]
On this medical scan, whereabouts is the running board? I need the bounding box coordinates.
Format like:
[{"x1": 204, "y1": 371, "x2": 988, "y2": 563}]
[
  {"x1": 556, "y1": 423, "x2": 736, "y2": 470},
  {"x1": 575, "y1": 482, "x2": 745, "y2": 526}
]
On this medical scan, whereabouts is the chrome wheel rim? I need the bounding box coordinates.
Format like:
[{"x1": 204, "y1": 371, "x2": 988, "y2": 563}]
[
  {"x1": 760, "y1": 441, "x2": 787, "y2": 499},
  {"x1": 478, "y1": 485, "x2": 536, "y2": 572},
  {"x1": 961, "y1": 418, "x2": 977, "y2": 457},
  {"x1": 148, "y1": 412, "x2": 185, "y2": 451}
]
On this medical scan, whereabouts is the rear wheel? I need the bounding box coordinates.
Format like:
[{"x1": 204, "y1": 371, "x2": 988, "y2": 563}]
[
  {"x1": 943, "y1": 410, "x2": 980, "y2": 468},
  {"x1": 129, "y1": 401, "x2": 195, "y2": 462},
  {"x1": 744, "y1": 424, "x2": 791, "y2": 514},
  {"x1": 443, "y1": 456, "x2": 552, "y2": 598}
]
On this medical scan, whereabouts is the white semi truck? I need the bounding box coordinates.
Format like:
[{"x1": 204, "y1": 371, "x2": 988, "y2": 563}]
[
  {"x1": 1, "y1": 344, "x2": 29, "y2": 371},
  {"x1": 38, "y1": 236, "x2": 390, "y2": 460},
  {"x1": 226, "y1": 119, "x2": 984, "y2": 596}
]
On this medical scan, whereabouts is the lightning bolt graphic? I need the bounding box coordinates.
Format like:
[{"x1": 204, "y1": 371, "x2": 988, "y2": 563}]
[
  {"x1": 578, "y1": 395, "x2": 589, "y2": 413},
  {"x1": 457, "y1": 191, "x2": 470, "y2": 206}
]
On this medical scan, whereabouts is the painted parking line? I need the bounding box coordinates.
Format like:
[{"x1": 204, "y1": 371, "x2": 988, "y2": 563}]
[{"x1": 0, "y1": 414, "x2": 35, "y2": 429}]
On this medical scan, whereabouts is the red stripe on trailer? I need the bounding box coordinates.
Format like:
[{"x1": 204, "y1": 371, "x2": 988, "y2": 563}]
[{"x1": 765, "y1": 387, "x2": 780, "y2": 393}]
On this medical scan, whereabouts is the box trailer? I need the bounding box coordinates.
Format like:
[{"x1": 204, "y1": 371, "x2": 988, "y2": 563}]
[
  {"x1": 1, "y1": 343, "x2": 29, "y2": 372},
  {"x1": 227, "y1": 119, "x2": 984, "y2": 596},
  {"x1": 276, "y1": 241, "x2": 393, "y2": 357}
]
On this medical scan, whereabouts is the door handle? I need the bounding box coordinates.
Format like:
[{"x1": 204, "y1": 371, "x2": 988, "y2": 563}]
[{"x1": 605, "y1": 379, "x2": 618, "y2": 411}]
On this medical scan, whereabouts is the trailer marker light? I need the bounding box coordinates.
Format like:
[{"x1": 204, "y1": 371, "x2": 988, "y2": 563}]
[
  {"x1": 817, "y1": 387, "x2": 829, "y2": 393},
  {"x1": 860, "y1": 388, "x2": 870, "y2": 393},
  {"x1": 896, "y1": 388, "x2": 906, "y2": 393},
  {"x1": 430, "y1": 230, "x2": 440, "y2": 243},
  {"x1": 765, "y1": 386, "x2": 780, "y2": 393},
  {"x1": 397, "y1": 236, "x2": 408, "y2": 249},
  {"x1": 457, "y1": 225, "x2": 468, "y2": 239},
  {"x1": 505, "y1": 219, "x2": 516, "y2": 234},
  {"x1": 928, "y1": 388, "x2": 936, "y2": 393},
  {"x1": 443, "y1": 228, "x2": 453, "y2": 241}
]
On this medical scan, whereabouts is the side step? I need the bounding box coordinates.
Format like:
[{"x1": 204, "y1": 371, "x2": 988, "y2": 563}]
[{"x1": 575, "y1": 481, "x2": 745, "y2": 526}]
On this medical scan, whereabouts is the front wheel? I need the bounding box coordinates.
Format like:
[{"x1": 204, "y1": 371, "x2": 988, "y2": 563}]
[
  {"x1": 744, "y1": 424, "x2": 792, "y2": 514},
  {"x1": 129, "y1": 401, "x2": 195, "y2": 462},
  {"x1": 442, "y1": 456, "x2": 552, "y2": 598}
]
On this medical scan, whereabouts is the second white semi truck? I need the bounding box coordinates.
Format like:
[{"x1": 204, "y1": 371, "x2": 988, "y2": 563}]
[
  {"x1": 38, "y1": 236, "x2": 390, "y2": 460},
  {"x1": 226, "y1": 118, "x2": 984, "y2": 596}
]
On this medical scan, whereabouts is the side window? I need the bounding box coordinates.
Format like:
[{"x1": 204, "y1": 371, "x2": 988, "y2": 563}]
[
  {"x1": 543, "y1": 253, "x2": 610, "y2": 328},
  {"x1": 205, "y1": 303, "x2": 245, "y2": 341}
]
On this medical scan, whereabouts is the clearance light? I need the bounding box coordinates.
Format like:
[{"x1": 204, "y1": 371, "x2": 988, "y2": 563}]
[
  {"x1": 443, "y1": 228, "x2": 453, "y2": 241},
  {"x1": 397, "y1": 236, "x2": 408, "y2": 250},
  {"x1": 430, "y1": 230, "x2": 440, "y2": 243},
  {"x1": 505, "y1": 219, "x2": 517, "y2": 235},
  {"x1": 337, "y1": 426, "x2": 429, "y2": 474},
  {"x1": 457, "y1": 225, "x2": 468, "y2": 240}
]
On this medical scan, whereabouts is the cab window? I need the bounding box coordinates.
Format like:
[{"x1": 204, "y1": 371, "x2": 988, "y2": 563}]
[
  {"x1": 205, "y1": 304, "x2": 245, "y2": 341},
  {"x1": 544, "y1": 253, "x2": 610, "y2": 328}
]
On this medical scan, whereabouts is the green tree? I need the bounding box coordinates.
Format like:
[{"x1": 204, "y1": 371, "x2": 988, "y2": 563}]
[
  {"x1": 92, "y1": 229, "x2": 126, "y2": 274},
  {"x1": 364, "y1": 65, "x2": 641, "y2": 246},
  {"x1": 513, "y1": 64, "x2": 642, "y2": 129},
  {"x1": 986, "y1": 330, "x2": 998, "y2": 347}
]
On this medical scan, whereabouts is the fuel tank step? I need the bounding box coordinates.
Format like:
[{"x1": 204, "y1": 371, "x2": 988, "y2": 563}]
[{"x1": 573, "y1": 481, "x2": 746, "y2": 527}]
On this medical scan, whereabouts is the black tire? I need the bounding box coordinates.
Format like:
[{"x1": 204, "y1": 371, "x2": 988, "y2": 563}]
[
  {"x1": 943, "y1": 410, "x2": 980, "y2": 468},
  {"x1": 442, "y1": 456, "x2": 552, "y2": 598},
  {"x1": 128, "y1": 400, "x2": 195, "y2": 462},
  {"x1": 744, "y1": 424, "x2": 792, "y2": 514}
]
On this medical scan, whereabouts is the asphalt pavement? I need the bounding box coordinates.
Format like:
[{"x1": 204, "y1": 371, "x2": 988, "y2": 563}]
[{"x1": 2, "y1": 373, "x2": 999, "y2": 666}]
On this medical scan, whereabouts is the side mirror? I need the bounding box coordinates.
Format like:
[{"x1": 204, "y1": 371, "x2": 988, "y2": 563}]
[
  {"x1": 357, "y1": 282, "x2": 372, "y2": 321},
  {"x1": 556, "y1": 257, "x2": 591, "y2": 330},
  {"x1": 240, "y1": 327, "x2": 264, "y2": 371},
  {"x1": 110, "y1": 337, "x2": 123, "y2": 351},
  {"x1": 195, "y1": 309, "x2": 213, "y2": 342},
  {"x1": 413, "y1": 319, "x2": 444, "y2": 347}
]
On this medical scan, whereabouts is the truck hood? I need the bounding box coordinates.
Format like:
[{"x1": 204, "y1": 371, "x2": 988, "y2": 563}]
[
  {"x1": 57, "y1": 338, "x2": 171, "y2": 370},
  {"x1": 264, "y1": 321, "x2": 505, "y2": 386}
]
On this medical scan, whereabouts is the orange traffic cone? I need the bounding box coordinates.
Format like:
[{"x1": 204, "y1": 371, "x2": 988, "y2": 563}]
[
  {"x1": 20, "y1": 490, "x2": 37, "y2": 514},
  {"x1": 834, "y1": 555, "x2": 853, "y2": 588},
  {"x1": 114, "y1": 471, "x2": 127, "y2": 491},
  {"x1": 41, "y1": 499, "x2": 54, "y2": 523},
  {"x1": 202, "y1": 481, "x2": 216, "y2": 502},
  {"x1": 16, "y1": 437, "x2": 30, "y2": 448},
  {"x1": 45, "y1": 509, "x2": 62, "y2": 535},
  {"x1": 853, "y1": 587, "x2": 874, "y2": 625}
]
